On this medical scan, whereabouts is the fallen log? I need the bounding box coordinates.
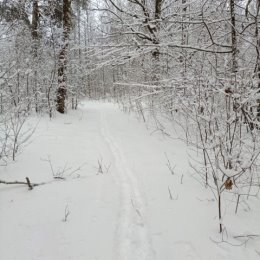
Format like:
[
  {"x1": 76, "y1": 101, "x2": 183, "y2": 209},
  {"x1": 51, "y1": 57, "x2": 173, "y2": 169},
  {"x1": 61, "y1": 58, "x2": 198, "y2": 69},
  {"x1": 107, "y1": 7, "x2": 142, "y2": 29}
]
[{"x1": 0, "y1": 177, "x2": 41, "y2": 190}]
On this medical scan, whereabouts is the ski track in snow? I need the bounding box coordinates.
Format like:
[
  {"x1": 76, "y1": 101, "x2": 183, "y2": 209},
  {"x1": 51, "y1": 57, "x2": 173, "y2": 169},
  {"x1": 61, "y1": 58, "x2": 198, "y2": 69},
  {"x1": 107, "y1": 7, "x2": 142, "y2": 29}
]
[{"x1": 99, "y1": 109, "x2": 155, "y2": 260}]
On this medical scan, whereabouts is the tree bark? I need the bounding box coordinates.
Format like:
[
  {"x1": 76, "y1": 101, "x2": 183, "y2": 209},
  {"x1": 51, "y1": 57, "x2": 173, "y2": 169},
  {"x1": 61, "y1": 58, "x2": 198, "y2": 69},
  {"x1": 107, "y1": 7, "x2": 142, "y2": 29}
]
[
  {"x1": 218, "y1": 193, "x2": 223, "y2": 233},
  {"x1": 56, "y1": 0, "x2": 72, "y2": 114},
  {"x1": 255, "y1": 1, "x2": 260, "y2": 120},
  {"x1": 230, "y1": 0, "x2": 237, "y2": 74},
  {"x1": 31, "y1": 0, "x2": 39, "y2": 58},
  {"x1": 32, "y1": 0, "x2": 39, "y2": 112},
  {"x1": 152, "y1": 0, "x2": 162, "y2": 83}
]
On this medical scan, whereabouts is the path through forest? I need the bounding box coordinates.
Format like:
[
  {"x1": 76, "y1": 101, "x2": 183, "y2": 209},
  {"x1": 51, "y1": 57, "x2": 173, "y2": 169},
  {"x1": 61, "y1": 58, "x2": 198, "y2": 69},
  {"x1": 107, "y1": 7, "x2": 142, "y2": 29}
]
[
  {"x1": 100, "y1": 109, "x2": 155, "y2": 260},
  {"x1": 0, "y1": 101, "x2": 259, "y2": 260}
]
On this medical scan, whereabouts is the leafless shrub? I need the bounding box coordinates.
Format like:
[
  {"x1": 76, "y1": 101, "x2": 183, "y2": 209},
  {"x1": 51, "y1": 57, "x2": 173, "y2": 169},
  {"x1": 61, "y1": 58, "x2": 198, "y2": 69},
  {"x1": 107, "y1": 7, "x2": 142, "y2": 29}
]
[
  {"x1": 0, "y1": 107, "x2": 37, "y2": 163},
  {"x1": 43, "y1": 156, "x2": 84, "y2": 179}
]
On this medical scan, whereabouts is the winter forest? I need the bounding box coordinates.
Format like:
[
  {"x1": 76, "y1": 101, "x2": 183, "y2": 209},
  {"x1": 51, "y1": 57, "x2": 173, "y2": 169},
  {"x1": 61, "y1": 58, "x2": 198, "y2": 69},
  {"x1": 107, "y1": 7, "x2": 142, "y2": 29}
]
[{"x1": 0, "y1": 0, "x2": 260, "y2": 259}]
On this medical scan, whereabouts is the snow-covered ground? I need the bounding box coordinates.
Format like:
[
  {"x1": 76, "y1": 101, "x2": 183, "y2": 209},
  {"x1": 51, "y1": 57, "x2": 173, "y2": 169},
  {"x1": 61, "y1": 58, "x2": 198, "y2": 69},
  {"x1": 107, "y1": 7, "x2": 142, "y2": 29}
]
[{"x1": 0, "y1": 101, "x2": 259, "y2": 260}]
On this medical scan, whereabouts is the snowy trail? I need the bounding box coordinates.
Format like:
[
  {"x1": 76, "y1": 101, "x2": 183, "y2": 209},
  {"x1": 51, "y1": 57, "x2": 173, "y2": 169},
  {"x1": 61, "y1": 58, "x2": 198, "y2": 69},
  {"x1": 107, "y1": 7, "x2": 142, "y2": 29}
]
[
  {"x1": 1, "y1": 101, "x2": 259, "y2": 260},
  {"x1": 100, "y1": 110, "x2": 155, "y2": 260}
]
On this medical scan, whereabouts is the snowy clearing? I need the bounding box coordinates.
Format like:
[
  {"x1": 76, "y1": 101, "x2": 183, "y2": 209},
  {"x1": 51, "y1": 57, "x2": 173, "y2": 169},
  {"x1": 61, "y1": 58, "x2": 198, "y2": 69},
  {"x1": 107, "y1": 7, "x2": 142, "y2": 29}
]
[{"x1": 0, "y1": 101, "x2": 260, "y2": 260}]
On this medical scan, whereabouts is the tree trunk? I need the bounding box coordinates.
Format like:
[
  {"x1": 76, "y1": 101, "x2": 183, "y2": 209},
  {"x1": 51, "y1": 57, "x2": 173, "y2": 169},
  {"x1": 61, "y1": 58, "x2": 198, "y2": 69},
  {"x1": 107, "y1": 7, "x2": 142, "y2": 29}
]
[
  {"x1": 56, "y1": 0, "x2": 72, "y2": 114},
  {"x1": 218, "y1": 193, "x2": 223, "y2": 233},
  {"x1": 32, "y1": 0, "x2": 39, "y2": 112},
  {"x1": 152, "y1": 0, "x2": 162, "y2": 83},
  {"x1": 181, "y1": 0, "x2": 188, "y2": 77},
  {"x1": 32, "y1": 0, "x2": 39, "y2": 58},
  {"x1": 230, "y1": 0, "x2": 237, "y2": 74},
  {"x1": 255, "y1": 1, "x2": 260, "y2": 120}
]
